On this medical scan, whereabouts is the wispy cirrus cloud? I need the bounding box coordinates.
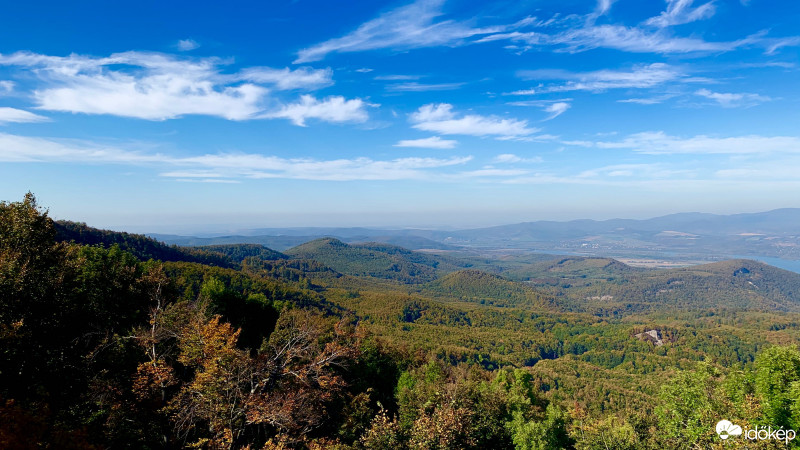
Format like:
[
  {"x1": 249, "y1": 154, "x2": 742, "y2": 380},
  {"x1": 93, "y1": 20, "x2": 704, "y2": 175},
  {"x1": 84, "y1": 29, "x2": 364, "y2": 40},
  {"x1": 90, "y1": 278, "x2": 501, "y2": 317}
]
[
  {"x1": 543, "y1": 102, "x2": 571, "y2": 120},
  {"x1": 394, "y1": 136, "x2": 458, "y2": 149},
  {"x1": 0, "y1": 51, "x2": 364, "y2": 124},
  {"x1": 295, "y1": 0, "x2": 798, "y2": 67},
  {"x1": 594, "y1": 131, "x2": 800, "y2": 154},
  {"x1": 374, "y1": 74, "x2": 422, "y2": 81},
  {"x1": 504, "y1": 98, "x2": 572, "y2": 120},
  {"x1": 0, "y1": 107, "x2": 50, "y2": 124},
  {"x1": 493, "y1": 153, "x2": 542, "y2": 164},
  {"x1": 294, "y1": 0, "x2": 533, "y2": 63},
  {"x1": 518, "y1": 63, "x2": 686, "y2": 93},
  {"x1": 409, "y1": 103, "x2": 538, "y2": 139},
  {"x1": 644, "y1": 0, "x2": 716, "y2": 28},
  {"x1": 385, "y1": 82, "x2": 465, "y2": 92},
  {"x1": 575, "y1": 163, "x2": 682, "y2": 179},
  {"x1": 617, "y1": 93, "x2": 678, "y2": 104},
  {"x1": 694, "y1": 88, "x2": 771, "y2": 107},
  {"x1": 0, "y1": 132, "x2": 472, "y2": 181},
  {"x1": 480, "y1": 21, "x2": 749, "y2": 54},
  {"x1": 478, "y1": 2, "x2": 797, "y2": 56}
]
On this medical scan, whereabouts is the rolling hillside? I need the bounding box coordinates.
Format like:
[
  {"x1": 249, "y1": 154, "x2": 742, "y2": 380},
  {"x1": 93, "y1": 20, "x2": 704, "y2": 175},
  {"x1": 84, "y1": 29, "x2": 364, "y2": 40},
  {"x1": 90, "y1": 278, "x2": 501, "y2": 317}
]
[{"x1": 284, "y1": 238, "x2": 469, "y2": 283}]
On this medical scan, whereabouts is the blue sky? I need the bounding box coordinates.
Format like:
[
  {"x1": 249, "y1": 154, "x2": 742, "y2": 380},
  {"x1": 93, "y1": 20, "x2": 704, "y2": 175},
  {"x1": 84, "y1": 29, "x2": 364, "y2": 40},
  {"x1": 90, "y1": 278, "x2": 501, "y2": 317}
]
[{"x1": 1, "y1": 0, "x2": 799, "y2": 233}]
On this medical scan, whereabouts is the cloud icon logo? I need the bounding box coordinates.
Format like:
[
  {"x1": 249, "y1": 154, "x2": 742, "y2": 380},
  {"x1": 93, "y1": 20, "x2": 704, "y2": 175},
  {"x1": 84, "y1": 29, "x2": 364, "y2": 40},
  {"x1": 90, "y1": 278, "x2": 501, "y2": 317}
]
[{"x1": 716, "y1": 420, "x2": 743, "y2": 440}]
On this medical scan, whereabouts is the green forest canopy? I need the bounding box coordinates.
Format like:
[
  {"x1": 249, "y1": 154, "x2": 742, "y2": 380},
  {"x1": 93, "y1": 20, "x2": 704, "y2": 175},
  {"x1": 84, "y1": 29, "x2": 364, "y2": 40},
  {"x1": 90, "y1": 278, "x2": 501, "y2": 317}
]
[{"x1": 2, "y1": 194, "x2": 800, "y2": 448}]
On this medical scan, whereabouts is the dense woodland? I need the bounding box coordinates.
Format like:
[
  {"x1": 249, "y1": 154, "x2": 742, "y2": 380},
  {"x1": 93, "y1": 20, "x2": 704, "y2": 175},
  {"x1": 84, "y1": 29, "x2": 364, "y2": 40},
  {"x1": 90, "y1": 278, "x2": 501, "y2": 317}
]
[{"x1": 3, "y1": 194, "x2": 800, "y2": 448}]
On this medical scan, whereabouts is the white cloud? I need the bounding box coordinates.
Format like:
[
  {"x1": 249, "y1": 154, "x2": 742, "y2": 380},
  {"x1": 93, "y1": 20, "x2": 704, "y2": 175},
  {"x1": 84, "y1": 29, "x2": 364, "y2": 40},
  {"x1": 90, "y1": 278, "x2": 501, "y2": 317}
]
[
  {"x1": 644, "y1": 0, "x2": 716, "y2": 28},
  {"x1": 385, "y1": 82, "x2": 464, "y2": 92},
  {"x1": 176, "y1": 39, "x2": 200, "y2": 51},
  {"x1": 519, "y1": 63, "x2": 685, "y2": 92},
  {"x1": 295, "y1": 0, "x2": 798, "y2": 63},
  {"x1": 409, "y1": 103, "x2": 538, "y2": 138},
  {"x1": 694, "y1": 88, "x2": 771, "y2": 107},
  {"x1": 505, "y1": 98, "x2": 572, "y2": 107},
  {"x1": 374, "y1": 74, "x2": 422, "y2": 81},
  {"x1": 543, "y1": 102, "x2": 570, "y2": 120},
  {"x1": 0, "y1": 51, "x2": 337, "y2": 121},
  {"x1": 0, "y1": 80, "x2": 13, "y2": 94},
  {"x1": 394, "y1": 136, "x2": 458, "y2": 149},
  {"x1": 585, "y1": 0, "x2": 618, "y2": 25},
  {"x1": 0, "y1": 107, "x2": 50, "y2": 124},
  {"x1": 262, "y1": 95, "x2": 373, "y2": 126},
  {"x1": 493, "y1": 153, "x2": 542, "y2": 163},
  {"x1": 596, "y1": 0, "x2": 617, "y2": 16},
  {"x1": 482, "y1": 19, "x2": 798, "y2": 56},
  {"x1": 576, "y1": 163, "x2": 672, "y2": 178},
  {"x1": 294, "y1": 0, "x2": 528, "y2": 63},
  {"x1": 0, "y1": 132, "x2": 471, "y2": 181},
  {"x1": 618, "y1": 94, "x2": 677, "y2": 104},
  {"x1": 595, "y1": 131, "x2": 800, "y2": 155},
  {"x1": 238, "y1": 66, "x2": 333, "y2": 90},
  {"x1": 451, "y1": 168, "x2": 530, "y2": 178},
  {"x1": 504, "y1": 88, "x2": 538, "y2": 96}
]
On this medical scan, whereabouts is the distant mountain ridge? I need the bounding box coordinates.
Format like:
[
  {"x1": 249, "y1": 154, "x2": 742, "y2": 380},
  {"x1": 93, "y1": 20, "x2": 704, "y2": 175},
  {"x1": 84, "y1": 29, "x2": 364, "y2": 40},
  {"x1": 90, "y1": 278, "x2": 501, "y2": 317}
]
[{"x1": 151, "y1": 208, "x2": 800, "y2": 262}]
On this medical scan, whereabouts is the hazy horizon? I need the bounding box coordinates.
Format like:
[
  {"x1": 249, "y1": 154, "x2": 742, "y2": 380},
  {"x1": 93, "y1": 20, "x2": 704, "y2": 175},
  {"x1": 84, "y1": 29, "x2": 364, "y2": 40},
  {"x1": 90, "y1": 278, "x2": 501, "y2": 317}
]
[{"x1": 46, "y1": 204, "x2": 800, "y2": 236}]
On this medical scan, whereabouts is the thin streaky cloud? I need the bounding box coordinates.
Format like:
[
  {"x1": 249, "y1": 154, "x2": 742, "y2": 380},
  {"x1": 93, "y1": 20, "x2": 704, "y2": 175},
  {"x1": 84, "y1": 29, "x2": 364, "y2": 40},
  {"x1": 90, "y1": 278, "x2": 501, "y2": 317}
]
[
  {"x1": 409, "y1": 103, "x2": 539, "y2": 138},
  {"x1": 0, "y1": 132, "x2": 472, "y2": 181},
  {"x1": 0, "y1": 107, "x2": 50, "y2": 124},
  {"x1": 449, "y1": 168, "x2": 529, "y2": 178},
  {"x1": 374, "y1": 74, "x2": 422, "y2": 81},
  {"x1": 694, "y1": 88, "x2": 771, "y2": 108},
  {"x1": 504, "y1": 88, "x2": 537, "y2": 96},
  {"x1": 394, "y1": 136, "x2": 458, "y2": 149},
  {"x1": 386, "y1": 82, "x2": 465, "y2": 92},
  {"x1": 294, "y1": 0, "x2": 530, "y2": 63},
  {"x1": 493, "y1": 153, "x2": 543, "y2": 164},
  {"x1": 518, "y1": 63, "x2": 686, "y2": 93},
  {"x1": 595, "y1": 131, "x2": 800, "y2": 155},
  {"x1": 506, "y1": 98, "x2": 573, "y2": 107},
  {"x1": 618, "y1": 93, "x2": 678, "y2": 104},
  {"x1": 482, "y1": 19, "x2": 798, "y2": 56},
  {"x1": 644, "y1": 0, "x2": 716, "y2": 28}
]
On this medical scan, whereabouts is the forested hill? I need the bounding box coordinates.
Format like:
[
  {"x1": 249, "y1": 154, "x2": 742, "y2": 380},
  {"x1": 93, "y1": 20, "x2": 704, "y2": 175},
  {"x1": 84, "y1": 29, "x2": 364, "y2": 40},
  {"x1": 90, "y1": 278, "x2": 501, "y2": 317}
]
[
  {"x1": 518, "y1": 257, "x2": 800, "y2": 314},
  {"x1": 284, "y1": 237, "x2": 470, "y2": 283},
  {"x1": 194, "y1": 243, "x2": 287, "y2": 262},
  {"x1": 427, "y1": 269, "x2": 556, "y2": 309},
  {"x1": 55, "y1": 220, "x2": 236, "y2": 267}
]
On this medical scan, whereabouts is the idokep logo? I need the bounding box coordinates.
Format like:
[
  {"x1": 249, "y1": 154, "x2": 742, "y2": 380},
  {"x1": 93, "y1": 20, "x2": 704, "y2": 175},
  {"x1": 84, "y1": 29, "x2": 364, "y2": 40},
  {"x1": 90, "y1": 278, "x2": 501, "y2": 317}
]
[
  {"x1": 715, "y1": 419, "x2": 797, "y2": 444},
  {"x1": 716, "y1": 420, "x2": 742, "y2": 440}
]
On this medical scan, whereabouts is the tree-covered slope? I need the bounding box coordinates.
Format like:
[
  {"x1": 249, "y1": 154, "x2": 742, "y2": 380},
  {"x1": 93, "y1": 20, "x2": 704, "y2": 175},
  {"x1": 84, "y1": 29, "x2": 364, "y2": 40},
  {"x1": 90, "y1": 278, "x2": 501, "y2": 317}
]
[
  {"x1": 528, "y1": 258, "x2": 800, "y2": 314},
  {"x1": 425, "y1": 269, "x2": 556, "y2": 309},
  {"x1": 284, "y1": 238, "x2": 468, "y2": 283},
  {"x1": 55, "y1": 220, "x2": 234, "y2": 267},
  {"x1": 194, "y1": 243, "x2": 287, "y2": 262}
]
